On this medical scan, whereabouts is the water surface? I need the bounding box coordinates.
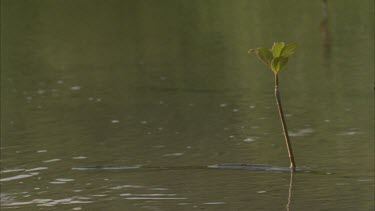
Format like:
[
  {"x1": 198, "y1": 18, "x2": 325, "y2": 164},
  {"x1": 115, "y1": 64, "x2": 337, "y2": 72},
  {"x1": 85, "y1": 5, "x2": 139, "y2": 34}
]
[{"x1": 1, "y1": 0, "x2": 374, "y2": 210}]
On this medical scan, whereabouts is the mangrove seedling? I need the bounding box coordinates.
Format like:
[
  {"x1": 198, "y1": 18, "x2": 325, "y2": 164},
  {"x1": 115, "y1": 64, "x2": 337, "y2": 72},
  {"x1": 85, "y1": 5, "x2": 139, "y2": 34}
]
[{"x1": 249, "y1": 42, "x2": 297, "y2": 171}]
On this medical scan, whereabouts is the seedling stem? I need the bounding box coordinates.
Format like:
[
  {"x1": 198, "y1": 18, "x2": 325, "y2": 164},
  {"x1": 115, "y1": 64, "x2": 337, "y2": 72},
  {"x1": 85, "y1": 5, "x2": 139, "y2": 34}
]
[{"x1": 274, "y1": 74, "x2": 296, "y2": 171}]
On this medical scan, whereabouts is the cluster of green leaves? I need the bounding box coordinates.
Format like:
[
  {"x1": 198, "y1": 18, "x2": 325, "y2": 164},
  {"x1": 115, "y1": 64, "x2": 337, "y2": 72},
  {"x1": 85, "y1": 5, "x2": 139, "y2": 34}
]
[{"x1": 249, "y1": 42, "x2": 297, "y2": 74}]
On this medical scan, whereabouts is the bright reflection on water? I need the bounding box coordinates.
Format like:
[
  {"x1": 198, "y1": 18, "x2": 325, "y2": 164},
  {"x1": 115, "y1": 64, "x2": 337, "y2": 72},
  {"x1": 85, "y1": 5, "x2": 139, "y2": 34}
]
[{"x1": 1, "y1": 0, "x2": 374, "y2": 210}]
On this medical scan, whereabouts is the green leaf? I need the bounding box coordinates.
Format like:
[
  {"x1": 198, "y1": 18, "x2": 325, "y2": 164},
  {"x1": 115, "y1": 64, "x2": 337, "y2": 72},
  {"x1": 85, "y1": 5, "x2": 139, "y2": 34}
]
[
  {"x1": 281, "y1": 43, "x2": 297, "y2": 57},
  {"x1": 271, "y1": 56, "x2": 289, "y2": 73},
  {"x1": 255, "y1": 47, "x2": 273, "y2": 67},
  {"x1": 248, "y1": 49, "x2": 256, "y2": 54},
  {"x1": 271, "y1": 42, "x2": 285, "y2": 58}
]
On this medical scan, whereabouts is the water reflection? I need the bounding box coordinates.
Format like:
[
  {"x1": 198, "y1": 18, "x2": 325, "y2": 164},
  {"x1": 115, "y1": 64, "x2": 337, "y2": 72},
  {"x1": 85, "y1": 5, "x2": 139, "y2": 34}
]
[
  {"x1": 0, "y1": 173, "x2": 39, "y2": 182},
  {"x1": 286, "y1": 170, "x2": 294, "y2": 211},
  {"x1": 320, "y1": 0, "x2": 331, "y2": 62}
]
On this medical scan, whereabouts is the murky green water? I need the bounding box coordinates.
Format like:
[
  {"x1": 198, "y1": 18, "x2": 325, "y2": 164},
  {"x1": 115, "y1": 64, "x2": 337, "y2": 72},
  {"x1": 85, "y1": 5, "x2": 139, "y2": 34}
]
[{"x1": 1, "y1": 0, "x2": 374, "y2": 210}]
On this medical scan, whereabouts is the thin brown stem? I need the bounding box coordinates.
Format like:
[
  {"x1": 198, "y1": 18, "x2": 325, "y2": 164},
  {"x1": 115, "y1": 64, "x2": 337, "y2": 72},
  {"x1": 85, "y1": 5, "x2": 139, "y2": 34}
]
[{"x1": 274, "y1": 74, "x2": 296, "y2": 171}]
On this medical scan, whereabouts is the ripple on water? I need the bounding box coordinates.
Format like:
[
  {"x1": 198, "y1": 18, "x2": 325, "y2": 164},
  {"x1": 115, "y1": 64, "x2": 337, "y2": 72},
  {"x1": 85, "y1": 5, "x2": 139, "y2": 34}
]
[
  {"x1": 110, "y1": 185, "x2": 144, "y2": 190},
  {"x1": 149, "y1": 188, "x2": 168, "y2": 191},
  {"x1": 72, "y1": 156, "x2": 87, "y2": 160},
  {"x1": 37, "y1": 89, "x2": 46, "y2": 95},
  {"x1": 203, "y1": 202, "x2": 226, "y2": 205},
  {"x1": 110, "y1": 184, "x2": 185, "y2": 201},
  {"x1": 120, "y1": 193, "x2": 177, "y2": 197},
  {"x1": 0, "y1": 173, "x2": 39, "y2": 182},
  {"x1": 72, "y1": 166, "x2": 141, "y2": 170},
  {"x1": 1, "y1": 169, "x2": 25, "y2": 174},
  {"x1": 1, "y1": 193, "x2": 15, "y2": 205},
  {"x1": 124, "y1": 197, "x2": 187, "y2": 200},
  {"x1": 357, "y1": 179, "x2": 372, "y2": 182},
  {"x1": 4, "y1": 198, "x2": 93, "y2": 207},
  {"x1": 337, "y1": 130, "x2": 363, "y2": 136},
  {"x1": 43, "y1": 159, "x2": 61, "y2": 163},
  {"x1": 289, "y1": 128, "x2": 314, "y2": 137},
  {"x1": 49, "y1": 181, "x2": 66, "y2": 184},
  {"x1": 70, "y1": 86, "x2": 81, "y2": 91},
  {"x1": 163, "y1": 153, "x2": 184, "y2": 156},
  {"x1": 49, "y1": 178, "x2": 75, "y2": 184},
  {"x1": 243, "y1": 137, "x2": 258, "y2": 142},
  {"x1": 25, "y1": 167, "x2": 48, "y2": 172},
  {"x1": 56, "y1": 178, "x2": 75, "y2": 182},
  {"x1": 257, "y1": 191, "x2": 267, "y2": 194}
]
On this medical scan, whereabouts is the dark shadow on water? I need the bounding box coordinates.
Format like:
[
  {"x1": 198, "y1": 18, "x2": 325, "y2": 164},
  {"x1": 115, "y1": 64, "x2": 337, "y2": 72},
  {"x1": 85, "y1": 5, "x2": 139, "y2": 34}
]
[
  {"x1": 72, "y1": 164, "x2": 311, "y2": 173},
  {"x1": 207, "y1": 164, "x2": 298, "y2": 172}
]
